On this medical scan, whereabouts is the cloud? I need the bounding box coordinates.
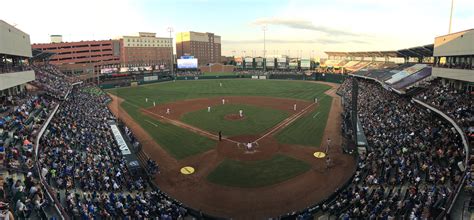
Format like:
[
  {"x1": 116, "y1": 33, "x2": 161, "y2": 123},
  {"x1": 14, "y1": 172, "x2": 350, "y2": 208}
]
[
  {"x1": 223, "y1": 38, "x2": 368, "y2": 45},
  {"x1": 252, "y1": 17, "x2": 359, "y2": 37}
]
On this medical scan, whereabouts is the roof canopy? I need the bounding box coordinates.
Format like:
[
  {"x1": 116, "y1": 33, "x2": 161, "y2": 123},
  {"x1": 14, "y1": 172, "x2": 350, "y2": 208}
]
[{"x1": 325, "y1": 44, "x2": 433, "y2": 58}]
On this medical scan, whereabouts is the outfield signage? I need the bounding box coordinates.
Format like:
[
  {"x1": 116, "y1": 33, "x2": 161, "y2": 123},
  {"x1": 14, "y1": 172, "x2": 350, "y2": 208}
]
[{"x1": 110, "y1": 124, "x2": 132, "y2": 155}]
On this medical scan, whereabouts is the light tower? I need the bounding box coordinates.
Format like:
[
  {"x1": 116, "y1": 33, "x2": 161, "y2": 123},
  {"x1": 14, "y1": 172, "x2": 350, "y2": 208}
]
[
  {"x1": 167, "y1": 27, "x2": 174, "y2": 78},
  {"x1": 262, "y1": 25, "x2": 267, "y2": 71}
]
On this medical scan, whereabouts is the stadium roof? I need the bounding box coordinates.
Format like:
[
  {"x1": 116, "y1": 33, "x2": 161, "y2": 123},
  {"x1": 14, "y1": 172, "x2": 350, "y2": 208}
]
[
  {"x1": 31, "y1": 49, "x2": 56, "y2": 60},
  {"x1": 325, "y1": 44, "x2": 433, "y2": 58}
]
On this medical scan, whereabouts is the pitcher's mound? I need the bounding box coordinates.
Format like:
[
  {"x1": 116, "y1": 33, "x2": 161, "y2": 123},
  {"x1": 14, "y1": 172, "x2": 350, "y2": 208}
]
[{"x1": 224, "y1": 114, "x2": 245, "y2": 121}]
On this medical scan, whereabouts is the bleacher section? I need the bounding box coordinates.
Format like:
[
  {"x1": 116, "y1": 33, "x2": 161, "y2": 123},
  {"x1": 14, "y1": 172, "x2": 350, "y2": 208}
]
[
  {"x1": 391, "y1": 67, "x2": 432, "y2": 90},
  {"x1": 351, "y1": 63, "x2": 433, "y2": 92},
  {"x1": 385, "y1": 64, "x2": 427, "y2": 84}
]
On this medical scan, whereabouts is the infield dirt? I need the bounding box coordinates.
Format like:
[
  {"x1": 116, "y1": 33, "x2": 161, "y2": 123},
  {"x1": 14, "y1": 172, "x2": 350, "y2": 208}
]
[{"x1": 107, "y1": 81, "x2": 356, "y2": 219}]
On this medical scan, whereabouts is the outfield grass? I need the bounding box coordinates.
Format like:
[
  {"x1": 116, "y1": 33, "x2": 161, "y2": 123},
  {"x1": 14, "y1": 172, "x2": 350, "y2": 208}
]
[
  {"x1": 107, "y1": 80, "x2": 332, "y2": 159},
  {"x1": 207, "y1": 154, "x2": 311, "y2": 188},
  {"x1": 108, "y1": 79, "x2": 331, "y2": 108},
  {"x1": 121, "y1": 101, "x2": 216, "y2": 159},
  {"x1": 181, "y1": 104, "x2": 289, "y2": 136},
  {"x1": 275, "y1": 95, "x2": 333, "y2": 147}
]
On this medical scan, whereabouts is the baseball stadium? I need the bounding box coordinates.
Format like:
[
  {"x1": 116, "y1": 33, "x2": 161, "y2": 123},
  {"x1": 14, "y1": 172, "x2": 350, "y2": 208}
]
[{"x1": 1, "y1": 1, "x2": 473, "y2": 219}]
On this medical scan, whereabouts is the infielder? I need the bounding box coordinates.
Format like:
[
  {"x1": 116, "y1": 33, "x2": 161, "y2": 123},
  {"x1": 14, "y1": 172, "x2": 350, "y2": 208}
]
[
  {"x1": 293, "y1": 104, "x2": 297, "y2": 111},
  {"x1": 239, "y1": 109, "x2": 243, "y2": 117},
  {"x1": 153, "y1": 101, "x2": 156, "y2": 107},
  {"x1": 222, "y1": 98, "x2": 226, "y2": 105},
  {"x1": 166, "y1": 108, "x2": 170, "y2": 114},
  {"x1": 145, "y1": 98, "x2": 148, "y2": 103},
  {"x1": 208, "y1": 106, "x2": 211, "y2": 112},
  {"x1": 219, "y1": 82, "x2": 222, "y2": 87},
  {"x1": 315, "y1": 97, "x2": 318, "y2": 103}
]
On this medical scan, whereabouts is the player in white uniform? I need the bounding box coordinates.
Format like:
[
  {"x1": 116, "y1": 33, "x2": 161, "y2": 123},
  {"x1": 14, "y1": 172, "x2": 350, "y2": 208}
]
[
  {"x1": 166, "y1": 108, "x2": 170, "y2": 114},
  {"x1": 208, "y1": 106, "x2": 211, "y2": 112},
  {"x1": 293, "y1": 104, "x2": 297, "y2": 111},
  {"x1": 222, "y1": 98, "x2": 225, "y2": 105},
  {"x1": 239, "y1": 109, "x2": 243, "y2": 117}
]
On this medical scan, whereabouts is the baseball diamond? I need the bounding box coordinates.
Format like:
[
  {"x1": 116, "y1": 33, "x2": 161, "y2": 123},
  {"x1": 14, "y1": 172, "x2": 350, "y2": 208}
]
[{"x1": 106, "y1": 79, "x2": 356, "y2": 218}]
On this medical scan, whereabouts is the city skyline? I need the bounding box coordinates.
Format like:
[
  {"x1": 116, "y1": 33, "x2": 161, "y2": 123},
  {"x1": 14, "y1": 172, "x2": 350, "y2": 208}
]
[{"x1": 2, "y1": 0, "x2": 474, "y2": 57}]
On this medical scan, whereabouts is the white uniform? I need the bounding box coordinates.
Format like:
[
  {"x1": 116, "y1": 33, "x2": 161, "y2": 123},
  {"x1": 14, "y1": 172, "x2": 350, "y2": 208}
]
[
  {"x1": 239, "y1": 110, "x2": 243, "y2": 117},
  {"x1": 153, "y1": 102, "x2": 156, "y2": 107},
  {"x1": 219, "y1": 82, "x2": 222, "y2": 87},
  {"x1": 208, "y1": 106, "x2": 211, "y2": 112},
  {"x1": 315, "y1": 98, "x2": 318, "y2": 103},
  {"x1": 246, "y1": 142, "x2": 252, "y2": 151},
  {"x1": 166, "y1": 108, "x2": 170, "y2": 114},
  {"x1": 222, "y1": 99, "x2": 225, "y2": 105},
  {"x1": 293, "y1": 104, "x2": 297, "y2": 111},
  {"x1": 145, "y1": 98, "x2": 148, "y2": 102}
]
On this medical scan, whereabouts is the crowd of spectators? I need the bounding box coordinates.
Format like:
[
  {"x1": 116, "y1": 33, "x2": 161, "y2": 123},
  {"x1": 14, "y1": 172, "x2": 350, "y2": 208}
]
[
  {"x1": 416, "y1": 79, "x2": 473, "y2": 143},
  {"x1": 37, "y1": 85, "x2": 187, "y2": 218},
  {"x1": 31, "y1": 65, "x2": 76, "y2": 99},
  {"x1": 0, "y1": 90, "x2": 57, "y2": 218},
  {"x1": 327, "y1": 78, "x2": 465, "y2": 219}
]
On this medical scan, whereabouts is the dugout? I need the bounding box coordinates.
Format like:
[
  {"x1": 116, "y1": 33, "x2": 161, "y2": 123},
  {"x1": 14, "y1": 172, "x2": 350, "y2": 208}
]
[{"x1": 108, "y1": 121, "x2": 142, "y2": 175}]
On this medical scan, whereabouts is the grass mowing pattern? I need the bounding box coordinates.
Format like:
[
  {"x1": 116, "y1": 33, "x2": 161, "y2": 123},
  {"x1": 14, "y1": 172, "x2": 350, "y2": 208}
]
[
  {"x1": 207, "y1": 154, "x2": 311, "y2": 188},
  {"x1": 181, "y1": 104, "x2": 289, "y2": 136},
  {"x1": 121, "y1": 101, "x2": 216, "y2": 159},
  {"x1": 275, "y1": 95, "x2": 333, "y2": 147},
  {"x1": 108, "y1": 79, "x2": 331, "y2": 109},
  {"x1": 107, "y1": 80, "x2": 331, "y2": 159}
]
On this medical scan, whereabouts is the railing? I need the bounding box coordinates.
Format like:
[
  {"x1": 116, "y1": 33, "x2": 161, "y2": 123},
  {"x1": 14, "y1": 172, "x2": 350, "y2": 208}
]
[
  {"x1": 413, "y1": 98, "x2": 470, "y2": 216},
  {"x1": 33, "y1": 103, "x2": 68, "y2": 220}
]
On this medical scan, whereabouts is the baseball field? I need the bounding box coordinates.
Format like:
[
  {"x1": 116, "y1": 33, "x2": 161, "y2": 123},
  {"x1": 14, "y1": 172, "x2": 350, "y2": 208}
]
[{"x1": 106, "y1": 79, "x2": 356, "y2": 219}]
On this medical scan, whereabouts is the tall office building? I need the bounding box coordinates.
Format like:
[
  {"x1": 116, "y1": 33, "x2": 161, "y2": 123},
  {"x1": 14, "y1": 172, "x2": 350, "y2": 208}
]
[{"x1": 176, "y1": 31, "x2": 221, "y2": 66}]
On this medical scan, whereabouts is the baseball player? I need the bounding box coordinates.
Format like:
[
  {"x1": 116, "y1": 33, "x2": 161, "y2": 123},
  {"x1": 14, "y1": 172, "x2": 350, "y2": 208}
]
[
  {"x1": 219, "y1": 82, "x2": 222, "y2": 87},
  {"x1": 326, "y1": 156, "x2": 331, "y2": 169},
  {"x1": 218, "y1": 131, "x2": 222, "y2": 141},
  {"x1": 326, "y1": 138, "x2": 331, "y2": 153},
  {"x1": 222, "y1": 98, "x2": 225, "y2": 105},
  {"x1": 315, "y1": 97, "x2": 318, "y2": 103},
  {"x1": 208, "y1": 106, "x2": 211, "y2": 112},
  {"x1": 153, "y1": 101, "x2": 156, "y2": 107},
  {"x1": 166, "y1": 108, "x2": 170, "y2": 114},
  {"x1": 293, "y1": 104, "x2": 297, "y2": 111},
  {"x1": 145, "y1": 98, "x2": 148, "y2": 103},
  {"x1": 239, "y1": 109, "x2": 243, "y2": 117}
]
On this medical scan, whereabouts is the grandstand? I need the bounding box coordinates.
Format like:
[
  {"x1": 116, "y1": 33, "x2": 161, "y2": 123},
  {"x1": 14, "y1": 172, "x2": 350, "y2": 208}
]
[{"x1": 0, "y1": 10, "x2": 473, "y2": 220}]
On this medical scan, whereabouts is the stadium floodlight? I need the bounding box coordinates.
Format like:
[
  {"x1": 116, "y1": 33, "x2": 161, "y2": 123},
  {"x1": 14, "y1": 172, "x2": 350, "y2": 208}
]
[
  {"x1": 167, "y1": 27, "x2": 174, "y2": 78},
  {"x1": 262, "y1": 25, "x2": 267, "y2": 71},
  {"x1": 449, "y1": 0, "x2": 454, "y2": 33}
]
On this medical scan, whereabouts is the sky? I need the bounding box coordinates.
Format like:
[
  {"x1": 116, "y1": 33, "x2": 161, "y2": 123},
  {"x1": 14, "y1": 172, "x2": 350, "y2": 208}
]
[{"x1": 2, "y1": 0, "x2": 473, "y2": 58}]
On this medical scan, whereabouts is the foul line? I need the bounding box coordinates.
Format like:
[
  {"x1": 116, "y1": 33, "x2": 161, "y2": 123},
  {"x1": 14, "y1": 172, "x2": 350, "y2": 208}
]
[
  {"x1": 253, "y1": 102, "x2": 315, "y2": 143},
  {"x1": 145, "y1": 119, "x2": 158, "y2": 127},
  {"x1": 313, "y1": 112, "x2": 320, "y2": 118},
  {"x1": 123, "y1": 100, "x2": 240, "y2": 144}
]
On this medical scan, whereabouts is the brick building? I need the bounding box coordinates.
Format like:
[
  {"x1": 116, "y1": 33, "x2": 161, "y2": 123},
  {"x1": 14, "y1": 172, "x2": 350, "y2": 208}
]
[
  {"x1": 120, "y1": 32, "x2": 173, "y2": 67},
  {"x1": 31, "y1": 40, "x2": 120, "y2": 74},
  {"x1": 176, "y1": 31, "x2": 221, "y2": 66}
]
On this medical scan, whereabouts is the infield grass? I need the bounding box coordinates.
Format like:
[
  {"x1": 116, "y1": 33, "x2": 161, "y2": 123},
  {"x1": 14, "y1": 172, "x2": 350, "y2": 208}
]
[
  {"x1": 181, "y1": 104, "x2": 289, "y2": 136},
  {"x1": 275, "y1": 95, "x2": 333, "y2": 147},
  {"x1": 121, "y1": 101, "x2": 216, "y2": 159},
  {"x1": 207, "y1": 154, "x2": 311, "y2": 188},
  {"x1": 108, "y1": 79, "x2": 332, "y2": 159}
]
